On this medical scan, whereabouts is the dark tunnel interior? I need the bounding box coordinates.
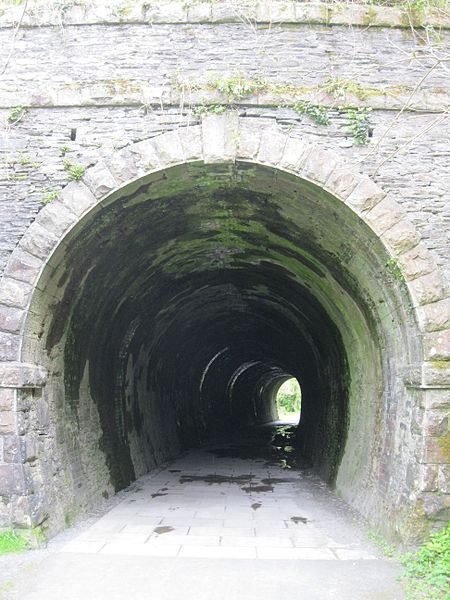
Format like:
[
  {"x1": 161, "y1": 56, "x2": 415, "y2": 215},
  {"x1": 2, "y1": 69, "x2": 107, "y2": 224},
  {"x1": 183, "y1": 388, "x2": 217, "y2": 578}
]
[{"x1": 23, "y1": 161, "x2": 419, "y2": 528}]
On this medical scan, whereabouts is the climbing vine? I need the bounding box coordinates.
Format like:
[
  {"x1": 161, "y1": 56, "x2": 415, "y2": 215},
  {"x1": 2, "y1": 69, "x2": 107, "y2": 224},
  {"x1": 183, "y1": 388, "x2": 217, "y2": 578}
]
[
  {"x1": 344, "y1": 107, "x2": 373, "y2": 145},
  {"x1": 292, "y1": 101, "x2": 331, "y2": 126}
]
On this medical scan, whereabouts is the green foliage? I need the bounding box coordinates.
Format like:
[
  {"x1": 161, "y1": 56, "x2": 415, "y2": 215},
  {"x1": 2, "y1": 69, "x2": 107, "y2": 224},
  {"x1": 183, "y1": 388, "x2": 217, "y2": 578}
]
[
  {"x1": 325, "y1": 77, "x2": 378, "y2": 101},
  {"x1": 401, "y1": 522, "x2": 450, "y2": 600},
  {"x1": 60, "y1": 144, "x2": 71, "y2": 156},
  {"x1": 208, "y1": 74, "x2": 267, "y2": 100},
  {"x1": 8, "y1": 106, "x2": 26, "y2": 124},
  {"x1": 368, "y1": 530, "x2": 397, "y2": 557},
  {"x1": 277, "y1": 378, "x2": 301, "y2": 415},
  {"x1": 42, "y1": 189, "x2": 60, "y2": 205},
  {"x1": 386, "y1": 258, "x2": 406, "y2": 283},
  {"x1": 292, "y1": 101, "x2": 330, "y2": 126},
  {"x1": 0, "y1": 530, "x2": 30, "y2": 555},
  {"x1": 344, "y1": 107, "x2": 372, "y2": 145},
  {"x1": 192, "y1": 103, "x2": 228, "y2": 118},
  {"x1": 63, "y1": 159, "x2": 85, "y2": 181}
]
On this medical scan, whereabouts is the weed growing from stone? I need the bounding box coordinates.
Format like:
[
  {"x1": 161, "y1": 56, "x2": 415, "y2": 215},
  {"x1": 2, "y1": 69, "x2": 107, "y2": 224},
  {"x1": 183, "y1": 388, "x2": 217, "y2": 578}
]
[
  {"x1": 192, "y1": 103, "x2": 228, "y2": 118},
  {"x1": 63, "y1": 159, "x2": 85, "y2": 181},
  {"x1": 367, "y1": 529, "x2": 397, "y2": 557},
  {"x1": 42, "y1": 189, "x2": 60, "y2": 205},
  {"x1": 8, "y1": 106, "x2": 26, "y2": 124},
  {"x1": 208, "y1": 74, "x2": 267, "y2": 100},
  {"x1": 292, "y1": 101, "x2": 331, "y2": 126},
  {"x1": 0, "y1": 530, "x2": 30, "y2": 555},
  {"x1": 401, "y1": 522, "x2": 450, "y2": 600},
  {"x1": 344, "y1": 107, "x2": 372, "y2": 145}
]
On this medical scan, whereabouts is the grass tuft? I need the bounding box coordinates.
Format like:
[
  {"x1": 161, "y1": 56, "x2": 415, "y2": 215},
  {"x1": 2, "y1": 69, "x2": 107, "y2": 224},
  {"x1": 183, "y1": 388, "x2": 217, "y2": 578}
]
[{"x1": 0, "y1": 530, "x2": 30, "y2": 555}]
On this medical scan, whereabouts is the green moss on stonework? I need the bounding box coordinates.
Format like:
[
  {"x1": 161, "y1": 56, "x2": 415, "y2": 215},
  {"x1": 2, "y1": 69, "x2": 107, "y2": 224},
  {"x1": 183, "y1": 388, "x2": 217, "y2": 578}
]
[{"x1": 437, "y1": 431, "x2": 450, "y2": 462}]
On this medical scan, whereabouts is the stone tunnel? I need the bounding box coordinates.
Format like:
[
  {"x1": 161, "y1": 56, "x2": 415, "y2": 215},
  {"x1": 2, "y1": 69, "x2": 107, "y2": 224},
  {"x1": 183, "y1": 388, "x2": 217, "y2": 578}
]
[{"x1": 0, "y1": 1, "x2": 449, "y2": 544}]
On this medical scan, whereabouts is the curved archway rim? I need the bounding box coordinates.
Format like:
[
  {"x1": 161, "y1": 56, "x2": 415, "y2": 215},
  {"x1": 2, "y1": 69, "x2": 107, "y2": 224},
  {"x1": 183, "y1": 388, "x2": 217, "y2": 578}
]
[{"x1": 0, "y1": 114, "x2": 448, "y2": 376}]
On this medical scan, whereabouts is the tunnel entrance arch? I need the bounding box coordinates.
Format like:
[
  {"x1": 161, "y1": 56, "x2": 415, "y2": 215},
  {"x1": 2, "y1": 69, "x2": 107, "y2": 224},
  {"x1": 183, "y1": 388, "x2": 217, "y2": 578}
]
[{"x1": 0, "y1": 114, "x2": 448, "y2": 541}]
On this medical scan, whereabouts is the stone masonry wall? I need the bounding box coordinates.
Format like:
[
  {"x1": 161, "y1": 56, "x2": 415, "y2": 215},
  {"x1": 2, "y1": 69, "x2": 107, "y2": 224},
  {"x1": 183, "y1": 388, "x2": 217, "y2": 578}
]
[{"x1": 0, "y1": 1, "x2": 449, "y2": 284}]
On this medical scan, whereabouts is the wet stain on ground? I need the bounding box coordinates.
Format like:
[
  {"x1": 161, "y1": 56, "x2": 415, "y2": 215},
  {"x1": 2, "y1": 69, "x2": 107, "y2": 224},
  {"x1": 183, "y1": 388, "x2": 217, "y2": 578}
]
[
  {"x1": 290, "y1": 516, "x2": 308, "y2": 524},
  {"x1": 242, "y1": 484, "x2": 274, "y2": 493},
  {"x1": 261, "y1": 477, "x2": 299, "y2": 485},
  {"x1": 251, "y1": 502, "x2": 262, "y2": 510},
  {"x1": 153, "y1": 526, "x2": 175, "y2": 535},
  {"x1": 207, "y1": 425, "x2": 312, "y2": 470},
  {"x1": 151, "y1": 492, "x2": 168, "y2": 498},
  {"x1": 179, "y1": 474, "x2": 254, "y2": 485}
]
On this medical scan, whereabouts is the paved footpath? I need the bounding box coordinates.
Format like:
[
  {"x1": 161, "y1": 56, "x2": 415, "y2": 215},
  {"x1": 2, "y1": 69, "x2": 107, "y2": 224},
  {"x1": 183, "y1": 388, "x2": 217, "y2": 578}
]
[{"x1": 1, "y1": 425, "x2": 404, "y2": 599}]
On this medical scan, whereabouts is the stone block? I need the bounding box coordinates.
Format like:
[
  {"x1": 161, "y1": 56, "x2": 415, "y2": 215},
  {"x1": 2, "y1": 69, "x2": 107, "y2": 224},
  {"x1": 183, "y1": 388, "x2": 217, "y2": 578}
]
[
  {"x1": 0, "y1": 388, "x2": 15, "y2": 411},
  {"x1": 130, "y1": 139, "x2": 162, "y2": 172},
  {"x1": 325, "y1": 168, "x2": 361, "y2": 200},
  {"x1": 420, "y1": 436, "x2": 450, "y2": 464},
  {"x1": 423, "y1": 411, "x2": 449, "y2": 437},
  {"x1": 418, "y1": 389, "x2": 450, "y2": 410},
  {"x1": 202, "y1": 113, "x2": 238, "y2": 164},
  {"x1": 422, "y1": 362, "x2": 450, "y2": 387},
  {"x1": 0, "y1": 332, "x2": 20, "y2": 361},
  {"x1": 398, "y1": 244, "x2": 436, "y2": 281},
  {"x1": 145, "y1": 1, "x2": 186, "y2": 23},
  {"x1": 153, "y1": 131, "x2": 185, "y2": 166},
  {"x1": 0, "y1": 278, "x2": 31, "y2": 309},
  {"x1": 409, "y1": 271, "x2": 448, "y2": 307},
  {"x1": 19, "y1": 222, "x2": 59, "y2": 260},
  {"x1": 187, "y1": 2, "x2": 212, "y2": 22},
  {"x1": 83, "y1": 161, "x2": 118, "y2": 199},
  {"x1": 0, "y1": 464, "x2": 26, "y2": 495},
  {"x1": 0, "y1": 362, "x2": 47, "y2": 388},
  {"x1": 345, "y1": 176, "x2": 385, "y2": 212},
  {"x1": 4, "y1": 249, "x2": 43, "y2": 285},
  {"x1": 301, "y1": 147, "x2": 339, "y2": 185},
  {"x1": 438, "y1": 465, "x2": 450, "y2": 493},
  {"x1": 381, "y1": 219, "x2": 420, "y2": 255},
  {"x1": 417, "y1": 464, "x2": 438, "y2": 492},
  {"x1": 3, "y1": 435, "x2": 21, "y2": 463},
  {"x1": 16, "y1": 411, "x2": 30, "y2": 435},
  {"x1": 36, "y1": 201, "x2": 78, "y2": 239},
  {"x1": 257, "y1": 129, "x2": 287, "y2": 166},
  {"x1": 0, "y1": 411, "x2": 16, "y2": 434},
  {"x1": 59, "y1": 181, "x2": 98, "y2": 217},
  {"x1": 256, "y1": 0, "x2": 296, "y2": 22},
  {"x1": 178, "y1": 125, "x2": 203, "y2": 161},
  {"x1": 280, "y1": 137, "x2": 311, "y2": 171},
  {"x1": 424, "y1": 330, "x2": 450, "y2": 361},
  {"x1": 416, "y1": 298, "x2": 450, "y2": 333},
  {"x1": 106, "y1": 149, "x2": 139, "y2": 185},
  {"x1": 420, "y1": 493, "x2": 449, "y2": 518},
  {"x1": 236, "y1": 121, "x2": 263, "y2": 160},
  {"x1": 0, "y1": 304, "x2": 25, "y2": 334},
  {"x1": 363, "y1": 197, "x2": 405, "y2": 237}
]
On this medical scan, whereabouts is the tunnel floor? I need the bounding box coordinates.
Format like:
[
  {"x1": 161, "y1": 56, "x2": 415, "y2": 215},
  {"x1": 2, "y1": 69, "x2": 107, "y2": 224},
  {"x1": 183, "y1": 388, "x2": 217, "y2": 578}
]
[{"x1": 2, "y1": 424, "x2": 405, "y2": 599}]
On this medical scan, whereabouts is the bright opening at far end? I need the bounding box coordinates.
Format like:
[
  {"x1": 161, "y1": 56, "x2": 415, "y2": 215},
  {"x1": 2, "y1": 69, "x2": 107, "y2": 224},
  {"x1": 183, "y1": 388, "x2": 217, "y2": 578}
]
[{"x1": 276, "y1": 378, "x2": 301, "y2": 424}]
